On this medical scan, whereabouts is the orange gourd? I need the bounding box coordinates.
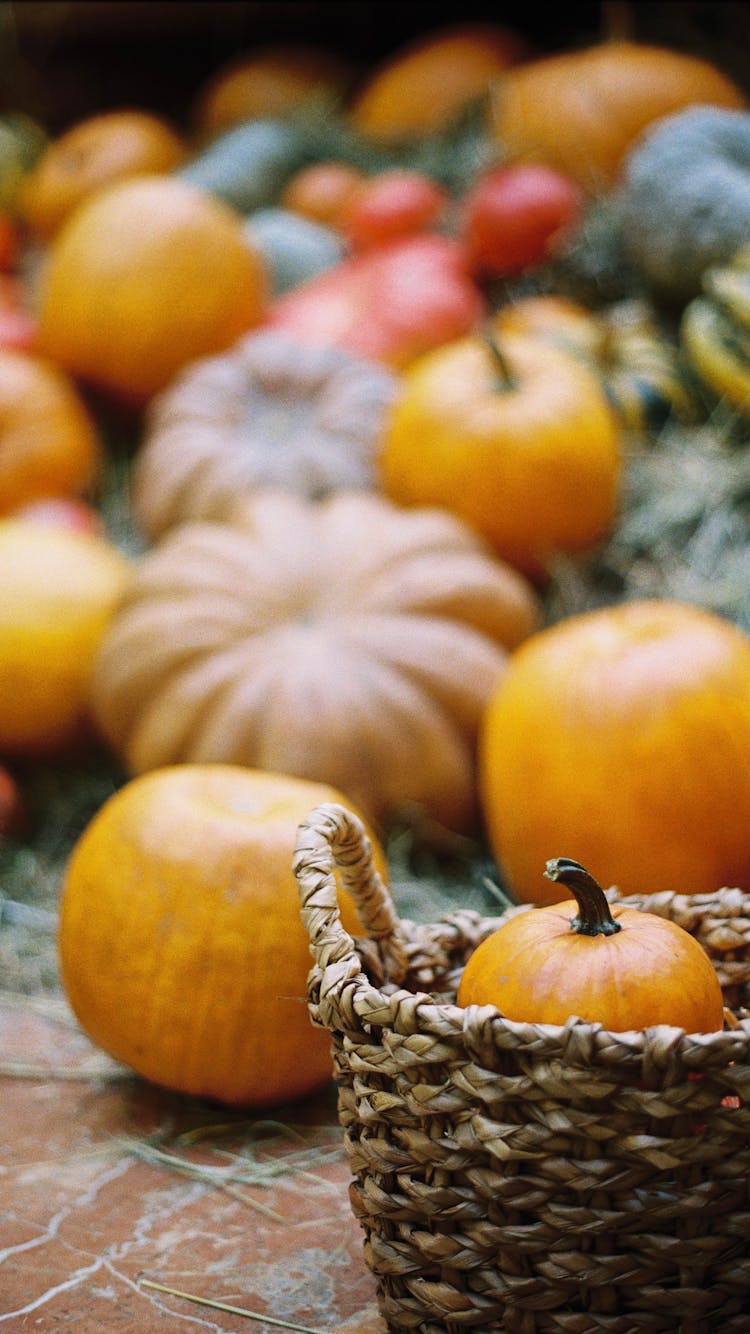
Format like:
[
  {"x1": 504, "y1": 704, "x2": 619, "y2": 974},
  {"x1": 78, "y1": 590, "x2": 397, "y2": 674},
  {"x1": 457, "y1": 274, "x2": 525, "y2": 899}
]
[
  {"x1": 194, "y1": 45, "x2": 353, "y2": 138},
  {"x1": 18, "y1": 109, "x2": 187, "y2": 239},
  {"x1": 480, "y1": 600, "x2": 750, "y2": 904},
  {"x1": 0, "y1": 518, "x2": 132, "y2": 755},
  {"x1": 0, "y1": 347, "x2": 103, "y2": 516},
  {"x1": 457, "y1": 856, "x2": 725, "y2": 1033},
  {"x1": 490, "y1": 40, "x2": 746, "y2": 192},
  {"x1": 349, "y1": 23, "x2": 526, "y2": 143},
  {"x1": 36, "y1": 175, "x2": 269, "y2": 405},
  {"x1": 378, "y1": 321, "x2": 621, "y2": 579},
  {"x1": 59, "y1": 765, "x2": 383, "y2": 1107}
]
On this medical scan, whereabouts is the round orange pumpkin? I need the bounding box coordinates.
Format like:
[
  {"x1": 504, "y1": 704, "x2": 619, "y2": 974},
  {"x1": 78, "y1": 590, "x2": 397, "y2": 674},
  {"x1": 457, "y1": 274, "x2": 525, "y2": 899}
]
[
  {"x1": 58, "y1": 764, "x2": 383, "y2": 1107},
  {"x1": 0, "y1": 347, "x2": 103, "y2": 516},
  {"x1": 194, "y1": 45, "x2": 354, "y2": 138},
  {"x1": 35, "y1": 175, "x2": 269, "y2": 404},
  {"x1": 18, "y1": 109, "x2": 187, "y2": 240},
  {"x1": 480, "y1": 600, "x2": 750, "y2": 904},
  {"x1": 378, "y1": 322, "x2": 621, "y2": 579},
  {"x1": 349, "y1": 23, "x2": 526, "y2": 142},
  {"x1": 280, "y1": 160, "x2": 366, "y2": 229},
  {"x1": 490, "y1": 40, "x2": 746, "y2": 192},
  {"x1": 457, "y1": 856, "x2": 725, "y2": 1033},
  {"x1": 0, "y1": 518, "x2": 132, "y2": 754}
]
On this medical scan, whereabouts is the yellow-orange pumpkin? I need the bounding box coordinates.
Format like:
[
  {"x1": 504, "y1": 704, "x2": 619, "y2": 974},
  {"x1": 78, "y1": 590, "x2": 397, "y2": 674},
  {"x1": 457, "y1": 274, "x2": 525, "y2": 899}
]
[
  {"x1": 194, "y1": 45, "x2": 354, "y2": 138},
  {"x1": 58, "y1": 764, "x2": 384, "y2": 1107},
  {"x1": 378, "y1": 322, "x2": 621, "y2": 579},
  {"x1": 480, "y1": 600, "x2": 750, "y2": 904},
  {"x1": 457, "y1": 856, "x2": 725, "y2": 1033},
  {"x1": 0, "y1": 518, "x2": 132, "y2": 754}
]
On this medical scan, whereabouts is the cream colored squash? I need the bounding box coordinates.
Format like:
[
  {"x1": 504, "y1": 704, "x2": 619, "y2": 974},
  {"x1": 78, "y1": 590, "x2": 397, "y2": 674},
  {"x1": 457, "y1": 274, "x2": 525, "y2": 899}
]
[
  {"x1": 132, "y1": 329, "x2": 400, "y2": 540},
  {"x1": 90, "y1": 490, "x2": 539, "y2": 832}
]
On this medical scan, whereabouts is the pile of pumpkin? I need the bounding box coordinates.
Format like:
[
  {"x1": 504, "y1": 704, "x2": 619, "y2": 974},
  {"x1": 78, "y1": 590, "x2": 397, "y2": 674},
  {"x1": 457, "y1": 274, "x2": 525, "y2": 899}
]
[{"x1": 1, "y1": 23, "x2": 749, "y2": 1108}]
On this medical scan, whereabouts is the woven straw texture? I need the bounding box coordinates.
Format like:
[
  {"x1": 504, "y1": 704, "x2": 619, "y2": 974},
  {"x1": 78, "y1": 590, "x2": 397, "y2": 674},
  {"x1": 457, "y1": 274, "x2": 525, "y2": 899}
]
[{"x1": 293, "y1": 803, "x2": 750, "y2": 1334}]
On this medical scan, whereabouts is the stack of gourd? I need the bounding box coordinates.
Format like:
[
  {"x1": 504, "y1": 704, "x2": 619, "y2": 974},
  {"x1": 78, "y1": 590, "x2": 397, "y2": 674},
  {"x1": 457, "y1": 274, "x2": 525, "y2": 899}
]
[{"x1": 3, "y1": 25, "x2": 749, "y2": 1135}]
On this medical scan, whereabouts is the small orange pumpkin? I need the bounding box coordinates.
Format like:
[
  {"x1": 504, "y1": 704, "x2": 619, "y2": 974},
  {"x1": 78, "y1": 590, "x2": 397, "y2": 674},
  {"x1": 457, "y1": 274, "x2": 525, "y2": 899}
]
[
  {"x1": 18, "y1": 109, "x2": 187, "y2": 240},
  {"x1": 194, "y1": 45, "x2": 353, "y2": 138},
  {"x1": 0, "y1": 347, "x2": 104, "y2": 516},
  {"x1": 349, "y1": 22, "x2": 527, "y2": 143},
  {"x1": 0, "y1": 518, "x2": 132, "y2": 755},
  {"x1": 457, "y1": 856, "x2": 725, "y2": 1033},
  {"x1": 378, "y1": 320, "x2": 621, "y2": 579}
]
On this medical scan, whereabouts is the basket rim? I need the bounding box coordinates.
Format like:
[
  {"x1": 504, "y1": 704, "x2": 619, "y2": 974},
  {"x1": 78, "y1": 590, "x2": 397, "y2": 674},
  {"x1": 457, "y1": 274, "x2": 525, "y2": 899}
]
[{"x1": 294, "y1": 802, "x2": 750, "y2": 1066}]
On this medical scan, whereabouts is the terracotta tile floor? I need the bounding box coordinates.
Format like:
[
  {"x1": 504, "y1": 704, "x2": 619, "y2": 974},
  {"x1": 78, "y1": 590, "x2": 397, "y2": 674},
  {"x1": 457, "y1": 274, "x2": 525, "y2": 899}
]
[{"x1": 0, "y1": 993, "x2": 387, "y2": 1332}]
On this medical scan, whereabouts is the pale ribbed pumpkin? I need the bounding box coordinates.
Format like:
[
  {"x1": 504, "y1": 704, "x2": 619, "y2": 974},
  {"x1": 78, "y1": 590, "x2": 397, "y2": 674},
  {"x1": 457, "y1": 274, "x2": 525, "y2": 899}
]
[
  {"x1": 89, "y1": 490, "x2": 539, "y2": 831},
  {"x1": 132, "y1": 330, "x2": 399, "y2": 540}
]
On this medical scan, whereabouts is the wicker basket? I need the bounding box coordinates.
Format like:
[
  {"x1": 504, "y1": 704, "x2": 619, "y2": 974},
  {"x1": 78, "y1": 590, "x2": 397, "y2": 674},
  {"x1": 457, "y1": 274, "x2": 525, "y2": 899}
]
[{"x1": 293, "y1": 802, "x2": 750, "y2": 1334}]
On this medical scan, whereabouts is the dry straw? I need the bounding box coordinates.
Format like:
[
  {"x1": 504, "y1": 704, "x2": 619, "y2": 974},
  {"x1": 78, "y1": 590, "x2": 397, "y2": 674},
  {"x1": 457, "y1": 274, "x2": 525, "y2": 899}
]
[{"x1": 294, "y1": 802, "x2": 750, "y2": 1333}]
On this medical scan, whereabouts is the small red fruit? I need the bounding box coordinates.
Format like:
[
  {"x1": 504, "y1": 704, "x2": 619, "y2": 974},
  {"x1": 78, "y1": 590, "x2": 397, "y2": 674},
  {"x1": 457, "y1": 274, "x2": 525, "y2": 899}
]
[
  {"x1": 12, "y1": 496, "x2": 105, "y2": 535},
  {"x1": 462, "y1": 163, "x2": 582, "y2": 277},
  {"x1": 343, "y1": 169, "x2": 449, "y2": 251}
]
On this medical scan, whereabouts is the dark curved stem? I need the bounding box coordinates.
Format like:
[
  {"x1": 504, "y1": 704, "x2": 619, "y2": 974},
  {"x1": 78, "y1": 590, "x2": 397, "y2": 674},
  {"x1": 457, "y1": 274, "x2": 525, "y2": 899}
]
[
  {"x1": 544, "y1": 857, "x2": 622, "y2": 937},
  {"x1": 482, "y1": 323, "x2": 517, "y2": 391}
]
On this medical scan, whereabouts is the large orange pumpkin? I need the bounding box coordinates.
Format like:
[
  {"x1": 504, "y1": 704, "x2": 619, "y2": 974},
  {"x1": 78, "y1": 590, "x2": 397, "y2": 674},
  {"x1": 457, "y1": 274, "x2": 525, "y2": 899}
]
[
  {"x1": 490, "y1": 40, "x2": 746, "y2": 192},
  {"x1": 59, "y1": 765, "x2": 383, "y2": 1107},
  {"x1": 35, "y1": 175, "x2": 269, "y2": 404},
  {"x1": 457, "y1": 856, "x2": 725, "y2": 1033},
  {"x1": 480, "y1": 600, "x2": 750, "y2": 904}
]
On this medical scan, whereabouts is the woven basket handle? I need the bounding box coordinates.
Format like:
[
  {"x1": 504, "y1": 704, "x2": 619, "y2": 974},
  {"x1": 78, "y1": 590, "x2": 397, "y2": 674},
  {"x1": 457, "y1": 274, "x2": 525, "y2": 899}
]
[{"x1": 293, "y1": 801, "x2": 409, "y2": 984}]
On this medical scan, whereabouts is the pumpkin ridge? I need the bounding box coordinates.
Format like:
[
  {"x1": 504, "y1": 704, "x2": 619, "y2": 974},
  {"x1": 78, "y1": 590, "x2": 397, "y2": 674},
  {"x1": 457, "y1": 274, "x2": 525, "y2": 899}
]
[{"x1": 337, "y1": 612, "x2": 508, "y2": 730}]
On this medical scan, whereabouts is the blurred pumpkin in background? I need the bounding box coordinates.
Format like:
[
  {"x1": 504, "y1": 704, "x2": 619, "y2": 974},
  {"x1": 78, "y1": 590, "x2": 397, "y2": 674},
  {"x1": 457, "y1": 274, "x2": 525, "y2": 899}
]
[
  {"x1": 0, "y1": 347, "x2": 103, "y2": 515},
  {"x1": 349, "y1": 22, "x2": 527, "y2": 142},
  {"x1": 490, "y1": 40, "x2": 746, "y2": 192},
  {"x1": 267, "y1": 233, "x2": 484, "y2": 369},
  {"x1": 0, "y1": 518, "x2": 131, "y2": 755},
  {"x1": 35, "y1": 174, "x2": 269, "y2": 404},
  {"x1": 131, "y1": 330, "x2": 399, "y2": 540},
  {"x1": 280, "y1": 160, "x2": 366, "y2": 229},
  {"x1": 340, "y1": 168, "x2": 449, "y2": 251},
  {"x1": 193, "y1": 44, "x2": 354, "y2": 138},
  {"x1": 18, "y1": 109, "x2": 187, "y2": 240},
  {"x1": 461, "y1": 162, "x2": 583, "y2": 277}
]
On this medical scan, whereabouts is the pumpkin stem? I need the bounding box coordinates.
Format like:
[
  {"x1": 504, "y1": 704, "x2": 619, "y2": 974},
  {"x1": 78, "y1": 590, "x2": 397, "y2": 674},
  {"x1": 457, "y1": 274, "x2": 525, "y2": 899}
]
[
  {"x1": 482, "y1": 323, "x2": 518, "y2": 391},
  {"x1": 544, "y1": 857, "x2": 622, "y2": 937}
]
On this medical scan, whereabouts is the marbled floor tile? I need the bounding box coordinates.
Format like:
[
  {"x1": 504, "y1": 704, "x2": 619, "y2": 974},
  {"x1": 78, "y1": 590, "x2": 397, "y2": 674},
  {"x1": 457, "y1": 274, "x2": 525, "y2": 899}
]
[{"x1": 0, "y1": 994, "x2": 385, "y2": 1332}]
